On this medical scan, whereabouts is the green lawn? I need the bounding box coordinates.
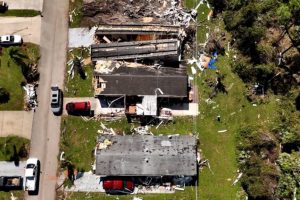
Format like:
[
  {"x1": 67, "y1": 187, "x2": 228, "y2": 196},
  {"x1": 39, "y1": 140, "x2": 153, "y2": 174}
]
[
  {"x1": 64, "y1": 48, "x2": 94, "y2": 97},
  {"x1": 0, "y1": 9, "x2": 40, "y2": 17},
  {"x1": 64, "y1": 187, "x2": 197, "y2": 200},
  {"x1": 0, "y1": 43, "x2": 40, "y2": 110},
  {"x1": 0, "y1": 47, "x2": 25, "y2": 110},
  {"x1": 69, "y1": 0, "x2": 83, "y2": 28},
  {"x1": 0, "y1": 191, "x2": 24, "y2": 200},
  {"x1": 0, "y1": 136, "x2": 30, "y2": 161}
]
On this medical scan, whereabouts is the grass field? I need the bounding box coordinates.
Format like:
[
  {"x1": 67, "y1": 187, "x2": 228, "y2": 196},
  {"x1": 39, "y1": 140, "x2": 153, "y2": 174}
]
[
  {"x1": 0, "y1": 191, "x2": 24, "y2": 200},
  {"x1": 0, "y1": 9, "x2": 39, "y2": 17},
  {"x1": 69, "y1": 0, "x2": 83, "y2": 28},
  {"x1": 64, "y1": 48, "x2": 94, "y2": 97},
  {"x1": 62, "y1": 187, "x2": 197, "y2": 200},
  {"x1": 0, "y1": 136, "x2": 30, "y2": 161},
  {"x1": 0, "y1": 43, "x2": 40, "y2": 110},
  {"x1": 0, "y1": 47, "x2": 25, "y2": 110}
]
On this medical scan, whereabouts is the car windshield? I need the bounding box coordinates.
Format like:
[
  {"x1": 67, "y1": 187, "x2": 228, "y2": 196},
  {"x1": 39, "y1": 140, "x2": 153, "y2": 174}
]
[
  {"x1": 26, "y1": 176, "x2": 34, "y2": 180},
  {"x1": 26, "y1": 164, "x2": 35, "y2": 168},
  {"x1": 51, "y1": 102, "x2": 59, "y2": 107}
]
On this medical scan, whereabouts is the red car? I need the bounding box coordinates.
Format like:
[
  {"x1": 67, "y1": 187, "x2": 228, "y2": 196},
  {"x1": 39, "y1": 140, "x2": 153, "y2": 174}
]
[
  {"x1": 66, "y1": 101, "x2": 91, "y2": 114},
  {"x1": 103, "y1": 179, "x2": 134, "y2": 194}
]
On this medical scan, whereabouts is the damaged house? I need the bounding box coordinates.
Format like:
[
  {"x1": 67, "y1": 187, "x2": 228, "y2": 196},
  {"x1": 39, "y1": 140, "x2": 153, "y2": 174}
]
[
  {"x1": 96, "y1": 134, "x2": 198, "y2": 177},
  {"x1": 91, "y1": 24, "x2": 186, "y2": 63},
  {"x1": 89, "y1": 24, "x2": 197, "y2": 119},
  {"x1": 93, "y1": 61, "x2": 191, "y2": 120}
]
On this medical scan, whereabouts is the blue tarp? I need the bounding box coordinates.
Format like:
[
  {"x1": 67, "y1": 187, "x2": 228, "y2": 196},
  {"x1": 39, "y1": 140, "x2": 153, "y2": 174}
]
[
  {"x1": 208, "y1": 58, "x2": 217, "y2": 69},
  {"x1": 208, "y1": 51, "x2": 218, "y2": 69}
]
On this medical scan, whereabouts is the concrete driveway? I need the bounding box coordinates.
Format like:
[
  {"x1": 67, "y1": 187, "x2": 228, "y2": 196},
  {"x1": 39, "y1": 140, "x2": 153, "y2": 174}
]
[
  {"x1": 0, "y1": 111, "x2": 33, "y2": 139},
  {"x1": 0, "y1": 16, "x2": 41, "y2": 44},
  {"x1": 0, "y1": 161, "x2": 26, "y2": 176},
  {"x1": 5, "y1": 0, "x2": 43, "y2": 10}
]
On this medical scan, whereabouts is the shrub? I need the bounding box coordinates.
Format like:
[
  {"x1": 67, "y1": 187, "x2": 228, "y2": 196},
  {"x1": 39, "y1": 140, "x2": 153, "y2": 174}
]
[{"x1": 0, "y1": 87, "x2": 10, "y2": 103}]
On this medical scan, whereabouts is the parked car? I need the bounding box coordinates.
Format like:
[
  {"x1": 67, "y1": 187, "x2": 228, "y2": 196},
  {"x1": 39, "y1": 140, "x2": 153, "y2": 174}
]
[
  {"x1": 103, "y1": 179, "x2": 134, "y2": 194},
  {"x1": 0, "y1": 35, "x2": 22, "y2": 46},
  {"x1": 0, "y1": 176, "x2": 23, "y2": 191},
  {"x1": 66, "y1": 101, "x2": 91, "y2": 115},
  {"x1": 0, "y1": 1, "x2": 8, "y2": 13},
  {"x1": 24, "y1": 158, "x2": 39, "y2": 192},
  {"x1": 50, "y1": 86, "x2": 63, "y2": 115}
]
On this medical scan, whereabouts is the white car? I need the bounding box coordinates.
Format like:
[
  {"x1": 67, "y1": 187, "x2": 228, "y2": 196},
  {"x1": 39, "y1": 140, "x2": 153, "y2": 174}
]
[
  {"x1": 0, "y1": 35, "x2": 23, "y2": 46},
  {"x1": 25, "y1": 158, "x2": 39, "y2": 192}
]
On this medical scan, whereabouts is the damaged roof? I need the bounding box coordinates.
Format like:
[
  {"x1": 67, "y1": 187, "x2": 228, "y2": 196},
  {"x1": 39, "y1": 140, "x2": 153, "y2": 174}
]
[
  {"x1": 96, "y1": 135, "x2": 197, "y2": 176},
  {"x1": 94, "y1": 66, "x2": 188, "y2": 97},
  {"x1": 91, "y1": 39, "x2": 180, "y2": 61},
  {"x1": 95, "y1": 24, "x2": 183, "y2": 35}
]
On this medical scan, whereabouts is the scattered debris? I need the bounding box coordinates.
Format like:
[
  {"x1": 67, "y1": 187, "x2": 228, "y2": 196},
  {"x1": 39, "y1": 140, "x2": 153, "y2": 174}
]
[
  {"x1": 98, "y1": 139, "x2": 113, "y2": 150},
  {"x1": 67, "y1": 56, "x2": 86, "y2": 80},
  {"x1": 132, "y1": 126, "x2": 153, "y2": 135},
  {"x1": 81, "y1": 0, "x2": 199, "y2": 27},
  {"x1": 10, "y1": 192, "x2": 16, "y2": 200},
  {"x1": 212, "y1": 105, "x2": 219, "y2": 109},
  {"x1": 227, "y1": 83, "x2": 234, "y2": 90},
  {"x1": 232, "y1": 172, "x2": 243, "y2": 186},
  {"x1": 97, "y1": 123, "x2": 116, "y2": 135},
  {"x1": 198, "y1": 159, "x2": 214, "y2": 175},
  {"x1": 60, "y1": 152, "x2": 65, "y2": 161},
  {"x1": 158, "y1": 108, "x2": 174, "y2": 122},
  {"x1": 23, "y1": 83, "x2": 38, "y2": 111},
  {"x1": 205, "y1": 98, "x2": 215, "y2": 104}
]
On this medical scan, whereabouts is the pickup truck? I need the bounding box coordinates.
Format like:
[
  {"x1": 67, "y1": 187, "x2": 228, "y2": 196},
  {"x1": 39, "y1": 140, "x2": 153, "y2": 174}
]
[
  {"x1": 24, "y1": 158, "x2": 39, "y2": 192},
  {"x1": 0, "y1": 176, "x2": 23, "y2": 191}
]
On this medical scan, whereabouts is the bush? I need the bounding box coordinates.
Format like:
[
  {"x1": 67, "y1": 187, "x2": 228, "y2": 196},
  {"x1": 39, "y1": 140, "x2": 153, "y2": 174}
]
[
  {"x1": 241, "y1": 156, "x2": 279, "y2": 200},
  {"x1": 0, "y1": 87, "x2": 10, "y2": 103},
  {"x1": 276, "y1": 153, "x2": 300, "y2": 199}
]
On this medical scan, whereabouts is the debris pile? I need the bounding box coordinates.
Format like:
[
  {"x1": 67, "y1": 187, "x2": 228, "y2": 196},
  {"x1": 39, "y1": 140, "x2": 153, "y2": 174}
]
[
  {"x1": 96, "y1": 123, "x2": 117, "y2": 135},
  {"x1": 23, "y1": 84, "x2": 38, "y2": 111},
  {"x1": 67, "y1": 56, "x2": 85, "y2": 80},
  {"x1": 131, "y1": 126, "x2": 153, "y2": 135},
  {"x1": 81, "y1": 0, "x2": 199, "y2": 26},
  {"x1": 159, "y1": 108, "x2": 173, "y2": 122}
]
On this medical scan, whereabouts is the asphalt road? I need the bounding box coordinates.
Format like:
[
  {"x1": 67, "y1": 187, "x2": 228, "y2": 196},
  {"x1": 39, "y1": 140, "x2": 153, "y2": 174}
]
[{"x1": 28, "y1": 0, "x2": 69, "y2": 199}]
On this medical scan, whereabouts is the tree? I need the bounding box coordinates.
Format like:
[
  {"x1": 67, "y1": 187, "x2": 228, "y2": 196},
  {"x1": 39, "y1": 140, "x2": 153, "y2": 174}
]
[
  {"x1": 8, "y1": 46, "x2": 39, "y2": 83},
  {"x1": 276, "y1": 152, "x2": 300, "y2": 199},
  {"x1": 0, "y1": 87, "x2": 10, "y2": 103},
  {"x1": 207, "y1": 0, "x2": 227, "y2": 13}
]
